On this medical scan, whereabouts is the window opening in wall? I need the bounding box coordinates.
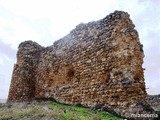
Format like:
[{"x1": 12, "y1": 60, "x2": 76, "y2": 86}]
[{"x1": 67, "y1": 69, "x2": 75, "y2": 78}]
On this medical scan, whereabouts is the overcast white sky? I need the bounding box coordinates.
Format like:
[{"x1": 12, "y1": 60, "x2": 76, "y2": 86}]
[{"x1": 0, "y1": 0, "x2": 159, "y2": 99}]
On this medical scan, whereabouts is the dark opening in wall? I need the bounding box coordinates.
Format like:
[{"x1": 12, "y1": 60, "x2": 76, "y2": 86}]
[{"x1": 67, "y1": 69, "x2": 75, "y2": 78}]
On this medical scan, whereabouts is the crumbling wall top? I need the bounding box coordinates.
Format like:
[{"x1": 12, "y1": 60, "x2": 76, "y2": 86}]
[{"x1": 18, "y1": 40, "x2": 43, "y2": 51}]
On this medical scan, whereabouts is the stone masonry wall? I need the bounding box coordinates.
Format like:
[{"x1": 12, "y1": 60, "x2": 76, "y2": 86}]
[
  {"x1": 8, "y1": 41, "x2": 43, "y2": 101},
  {"x1": 8, "y1": 11, "x2": 154, "y2": 118}
]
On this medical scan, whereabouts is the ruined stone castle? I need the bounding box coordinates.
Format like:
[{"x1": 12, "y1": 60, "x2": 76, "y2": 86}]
[{"x1": 8, "y1": 11, "x2": 154, "y2": 118}]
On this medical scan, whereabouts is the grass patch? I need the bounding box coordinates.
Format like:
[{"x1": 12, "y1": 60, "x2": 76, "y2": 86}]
[
  {"x1": 48, "y1": 101, "x2": 121, "y2": 120},
  {"x1": 0, "y1": 101, "x2": 122, "y2": 120},
  {"x1": 157, "y1": 108, "x2": 160, "y2": 112}
]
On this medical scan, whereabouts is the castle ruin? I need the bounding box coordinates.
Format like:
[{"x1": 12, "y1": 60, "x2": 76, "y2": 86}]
[{"x1": 8, "y1": 11, "x2": 154, "y2": 118}]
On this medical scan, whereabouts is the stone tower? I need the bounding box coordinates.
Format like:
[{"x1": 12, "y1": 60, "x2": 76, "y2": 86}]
[
  {"x1": 8, "y1": 41, "x2": 43, "y2": 101},
  {"x1": 8, "y1": 11, "x2": 154, "y2": 118}
]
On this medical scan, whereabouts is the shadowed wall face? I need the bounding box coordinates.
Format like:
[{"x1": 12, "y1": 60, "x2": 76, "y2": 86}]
[
  {"x1": 7, "y1": 41, "x2": 43, "y2": 101},
  {"x1": 8, "y1": 11, "x2": 152, "y2": 118}
]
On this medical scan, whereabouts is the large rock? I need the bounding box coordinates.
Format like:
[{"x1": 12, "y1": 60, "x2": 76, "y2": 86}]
[{"x1": 8, "y1": 11, "x2": 155, "y2": 119}]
